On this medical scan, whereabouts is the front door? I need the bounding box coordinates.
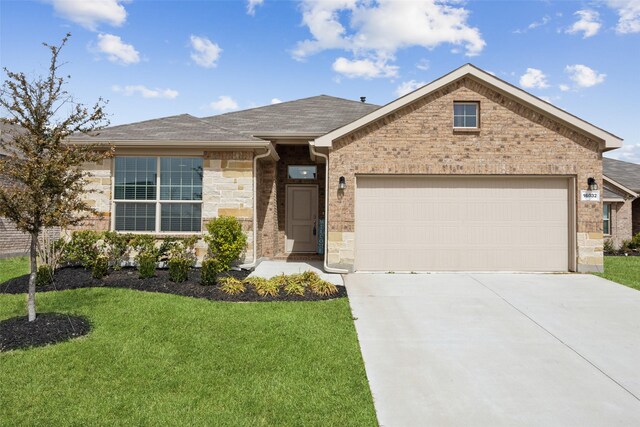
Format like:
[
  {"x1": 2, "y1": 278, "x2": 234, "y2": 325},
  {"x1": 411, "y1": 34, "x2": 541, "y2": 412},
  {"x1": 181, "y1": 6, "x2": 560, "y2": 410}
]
[{"x1": 286, "y1": 185, "x2": 318, "y2": 253}]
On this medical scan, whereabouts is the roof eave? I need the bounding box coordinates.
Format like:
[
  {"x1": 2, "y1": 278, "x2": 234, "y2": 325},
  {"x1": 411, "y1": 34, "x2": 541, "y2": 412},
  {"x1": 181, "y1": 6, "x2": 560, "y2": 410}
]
[
  {"x1": 313, "y1": 64, "x2": 623, "y2": 150},
  {"x1": 603, "y1": 175, "x2": 639, "y2": 198}
]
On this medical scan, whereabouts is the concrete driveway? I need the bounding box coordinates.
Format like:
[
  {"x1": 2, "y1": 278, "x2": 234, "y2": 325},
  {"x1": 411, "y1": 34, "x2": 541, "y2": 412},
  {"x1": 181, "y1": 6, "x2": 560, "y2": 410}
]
[{"x1": 346, "y1": 273, "x2": 640, "y2": 426}]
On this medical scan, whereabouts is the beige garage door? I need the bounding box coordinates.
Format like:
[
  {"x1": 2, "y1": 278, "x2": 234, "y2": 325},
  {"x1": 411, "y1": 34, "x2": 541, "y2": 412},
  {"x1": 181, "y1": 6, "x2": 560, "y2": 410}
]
[{"x1": 355, "y1": 176, "x2": 570, "y2": 272}]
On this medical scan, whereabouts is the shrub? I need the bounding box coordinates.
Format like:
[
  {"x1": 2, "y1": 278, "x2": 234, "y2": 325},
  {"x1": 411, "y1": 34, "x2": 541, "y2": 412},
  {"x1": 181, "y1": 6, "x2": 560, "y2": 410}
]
[
  {"x1": 630, "y1": 232, "x2": 640, "y2": 250},
  {"x1": 37, "y1": 232, "x2": 66, "y2": 275},
  {"x1": 620, "y1": 239, "x2": 632, "y2": 255},
  {"x1": 36, "y1": 265, "x2": 54, "y2": 286},
  {"x1": 309, "y1": 279, "x2": 338, "y2": 296},
  {"x1": 138, "y1": 253, "x2": 157, "y2": 279},
  {"x1": 201, "y1": 258, "x2": 222, "y2": 286},
  {"x1": 603, "y1": 238, "x2": 616, "y2": 255},
  {"x1": 131, "y1": 235, "x2": 156, "y2": 257},
  {"x1": 65, "y1": 230, "x2": 101, "y2": 268},
  {"x1": 283, "y1": 274, "x2": 305, "y2": 296},
  {"x1": 204, "y1": 216, "x2": 247, "y2": 271},
  {"x1": 102, "y1": 231, "x2": 132, "y2": 269},
  {"x1": 169, "y1": 257, "x2": 192, "y2": 283},
  {"x1": 92, "y1": 254, "x2": 109, "y2": 279},
  {"x1": 245, "y1": 275, "x2": 281, "y2": 297},
  {"x1": 218, "y1": 276, "x2": 246, "y2": 295}
]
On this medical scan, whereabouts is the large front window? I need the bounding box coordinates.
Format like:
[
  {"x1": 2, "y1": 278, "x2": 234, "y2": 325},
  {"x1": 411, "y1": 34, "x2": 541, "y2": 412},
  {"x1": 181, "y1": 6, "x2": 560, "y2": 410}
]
[
  {"x1": 603, "y1": 203, "x2": 611, "y2": 235},
  {"x1": 113, "y1": 157, "x2": 203, "y2": 232}
]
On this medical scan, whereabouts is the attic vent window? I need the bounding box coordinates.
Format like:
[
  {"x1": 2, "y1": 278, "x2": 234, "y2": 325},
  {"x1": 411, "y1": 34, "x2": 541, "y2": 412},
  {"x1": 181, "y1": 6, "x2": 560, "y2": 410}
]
[{"x1": 453, "y1": 102, "x2": 479, "y2": 128}]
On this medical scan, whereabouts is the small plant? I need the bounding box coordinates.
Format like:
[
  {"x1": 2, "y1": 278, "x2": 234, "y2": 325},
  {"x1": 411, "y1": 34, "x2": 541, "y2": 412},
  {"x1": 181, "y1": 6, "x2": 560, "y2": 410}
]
[
  {"x1": 65, "y1": 230, "x2": 101, "y2": 268},
  {"x1": 92, "y1": 254, "x2": 109, "y2": 279},
  {"x1": 630, "y1": 232, "x2": 640, "y2": 250},
  {"x1": 245, "y1": 275, "x2": 281, "y2": 297},
  {"x1": 37, "y1": 232, "x2": 66, "y2": 276},
  {"x1": 620, "y1": 239, "x2": 632, "y2": 255},
  {"x1": 201, "y1": 258, "x2": 222, "y2": 286},
  {"x1": 283, "y1": 274, "x2": 305, "y2": 296},
  {"x1": 36, "y1": 265, "x2": 54, "y2": 286},
  {"x1": 603, "y1": 238, "x2": 616, "y2": 255},
  {"x1": 165, "y1": 236, "x2": 198, "y2": 283},
  {"x1": 138, "y1": 253, "x2": 157, "y2": 279},
  {"x1": 169, "y1": 257, "x2": 192, "y2": 283},
  {"x1": 131, "y1": 235, "x2": 158, "y2": 278},
  {"x1": 218, "y1": 276, "x2": 246, "y2": 295},
  {"x1": 204, "y1": 216, "x2": 247, "y2": 271},
  {"x1": 309, "y1": 279, "x2": 338, "y2": 296}
]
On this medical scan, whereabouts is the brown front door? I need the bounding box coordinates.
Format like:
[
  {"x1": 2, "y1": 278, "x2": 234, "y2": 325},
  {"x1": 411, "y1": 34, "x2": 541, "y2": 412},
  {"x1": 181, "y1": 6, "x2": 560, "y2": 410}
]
[{"x1": 286, "y1": 185, "x2": 318, "y2": 253}]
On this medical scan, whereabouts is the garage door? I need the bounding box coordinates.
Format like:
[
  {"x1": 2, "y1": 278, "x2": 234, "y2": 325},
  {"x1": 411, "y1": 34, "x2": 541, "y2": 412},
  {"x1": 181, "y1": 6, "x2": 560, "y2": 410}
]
[{"x1": 355, "y1": 176, "x2": 570, "y2": 272}]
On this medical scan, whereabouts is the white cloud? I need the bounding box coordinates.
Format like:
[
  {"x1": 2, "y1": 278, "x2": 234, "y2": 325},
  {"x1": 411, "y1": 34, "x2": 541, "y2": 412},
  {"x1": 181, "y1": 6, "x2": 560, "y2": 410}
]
[
  {"x1": 565, "y1": 64, "x2": 606, "y2": 87},
  {"x1": 559, "y1": 84, "x2": 570, "y2": 92},
  {"x1": 607, "y1": 0, "x2": 640, "y2": 34},
  {"x1": 519, "y1": 68, "x2": 549, "y2": 89},
  {"x1": 96, "y1": 33, "x2": 140, "y2": 65},
  {"x1": 332, "y1": 57, "x2": 398, "y2": 79},
  {"x1": 606, "y1": 143, "x2": 640, "y2": 164},
  {"x1": 514, "y1": 15, "x2": 551, "y2": 33},
  {"x1": 247, "y1": 0, "x2": 264, "y2": 16},
  {"x1": 50, "y1": 0, "x2": 128, "y2": 31},
  {"x1": 190, "y1": 35, "x2": 222, "y2": 68},
  {"x1": 293, "y1": 0, "x2": 485, "y2": 78},
  {"x1": 210, "y1": 95, "x2": 239, "y2": 112},
  {"x1": 271, "y1": 98, "x2": 282, "y2": 104},
  {"x1": 112, "y1": 85, "x2": 178, "y2": 99},
  {"x1": 416, "y1": 59, "x2": 430, "y2": 71},
  {"x1": 566, "y1": 10, "x2": 601, "y2": 38},
  {"x1": 395, "y1": 80, "x2": 427, "y2": 97}
]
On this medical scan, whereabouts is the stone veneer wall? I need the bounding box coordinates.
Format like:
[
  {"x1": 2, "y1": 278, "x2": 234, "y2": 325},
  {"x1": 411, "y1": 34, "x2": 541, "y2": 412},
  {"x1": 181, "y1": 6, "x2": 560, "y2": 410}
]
[
  {"x1": 72, "y1": 157, "x2": 112, "y2": 233},
  {"x1": 328, "y1": 77, "x2": 604, "y2": 272}
]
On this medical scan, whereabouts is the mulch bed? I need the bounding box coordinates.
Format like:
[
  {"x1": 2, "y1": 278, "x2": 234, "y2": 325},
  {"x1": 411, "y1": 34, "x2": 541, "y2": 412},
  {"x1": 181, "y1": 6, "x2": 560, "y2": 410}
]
[
  {"x1": 0, "y1": 312, "x2": 91, "y2": 352},
  {"x1": 0, "y1": 267, "x2": 347, "y2": 302}
]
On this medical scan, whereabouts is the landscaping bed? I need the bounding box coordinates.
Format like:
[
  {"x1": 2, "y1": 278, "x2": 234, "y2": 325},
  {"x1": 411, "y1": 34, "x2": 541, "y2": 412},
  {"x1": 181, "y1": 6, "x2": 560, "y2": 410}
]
[
  {"x1": 0, "y1": 266, "x2": 347, "y2": 302},
  {"x1": 0, "y1": 312, "x2": 91, "y2": 352}
]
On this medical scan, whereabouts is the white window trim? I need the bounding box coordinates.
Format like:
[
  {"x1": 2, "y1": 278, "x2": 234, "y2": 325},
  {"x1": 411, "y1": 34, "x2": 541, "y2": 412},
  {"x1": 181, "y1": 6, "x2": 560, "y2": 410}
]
[
  {"x1": 110, "y1": 156, "x2": 204, "y2": 234},
  {"x1": 453, "y1": 101, "x2": 479, "y2": 129},
  {"x1": 603, "y1": 203, "x2": 611, "y2": 236}
]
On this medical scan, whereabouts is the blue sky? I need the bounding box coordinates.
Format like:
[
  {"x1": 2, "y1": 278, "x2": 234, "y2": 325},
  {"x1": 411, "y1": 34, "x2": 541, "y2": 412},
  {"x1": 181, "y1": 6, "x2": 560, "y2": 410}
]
[{"x1": 1, "y1": 0, "x2": 639, "y2": 161}]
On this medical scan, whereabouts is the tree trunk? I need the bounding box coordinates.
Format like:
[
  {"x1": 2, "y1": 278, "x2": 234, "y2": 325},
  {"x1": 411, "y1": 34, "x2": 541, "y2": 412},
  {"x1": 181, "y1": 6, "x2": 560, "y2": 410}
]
[{"x1": 27, "y1": 232, "x2": 38, "y2": 322}]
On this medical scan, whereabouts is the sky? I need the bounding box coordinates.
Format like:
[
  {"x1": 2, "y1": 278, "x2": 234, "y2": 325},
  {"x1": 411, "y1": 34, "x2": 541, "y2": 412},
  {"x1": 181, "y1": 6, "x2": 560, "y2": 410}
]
[{"x1": 1, "y1": 0, "x2": 639, "y2": 162}]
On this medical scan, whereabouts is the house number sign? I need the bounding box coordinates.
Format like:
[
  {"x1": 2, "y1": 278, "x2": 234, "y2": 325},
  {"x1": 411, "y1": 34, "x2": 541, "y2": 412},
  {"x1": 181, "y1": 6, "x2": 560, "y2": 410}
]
[{"x1": 580, "y1": 190, "x2": 600, "y2": 202}]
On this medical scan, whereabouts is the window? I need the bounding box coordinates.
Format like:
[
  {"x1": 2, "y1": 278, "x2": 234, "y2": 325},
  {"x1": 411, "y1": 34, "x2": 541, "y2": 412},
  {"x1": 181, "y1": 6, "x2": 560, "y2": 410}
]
[
  {"x1": 288, "y1": 165, "x2": 317, "y2": 180},
  {"x1": 603, "y1": 203, "x2": 611, "y2": 235},
  {"x1": 453, "y1": 102, "x2": 478, "y2": 128},
  {"x1": 113, "y1": 157, "x2": 203, "y2": 232}
]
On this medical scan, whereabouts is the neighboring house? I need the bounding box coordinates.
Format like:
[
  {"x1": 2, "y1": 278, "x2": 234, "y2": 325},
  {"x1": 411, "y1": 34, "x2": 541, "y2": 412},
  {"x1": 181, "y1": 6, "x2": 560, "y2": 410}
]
[
  {"x1": 70, "y1": 64, "x2": 623, "y2": 273},
  {"x1": 0, "y1": 120, "x2": 31, "y2": 258},
  {"x1": 603, "y1": 158, "x2": 640, "y2": 247}
]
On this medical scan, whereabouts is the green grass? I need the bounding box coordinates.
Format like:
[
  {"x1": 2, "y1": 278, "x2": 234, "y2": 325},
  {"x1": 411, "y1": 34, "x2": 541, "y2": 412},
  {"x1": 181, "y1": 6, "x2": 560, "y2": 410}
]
[
  {"x1": 595, "y1": 256, "x2": 640, "y2": 291},
  {"x1": 0, "y1": 256, "x2": 29, "y2": 283},
  {"x1": 0, "y1": 261, "x2": 377, "y2": 426}
]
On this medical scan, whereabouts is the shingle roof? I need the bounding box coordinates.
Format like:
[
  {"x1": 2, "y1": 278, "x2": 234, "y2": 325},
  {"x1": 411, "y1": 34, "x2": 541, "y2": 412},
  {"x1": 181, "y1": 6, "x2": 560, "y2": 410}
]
[
  {"x1": 68, "y1": 114, "x2": 262, "y2": 143},
  {"x1": 603, "y1": 188, "x2": 625, "y2": 200},
  {"x1": 604, "y1": 157, "x2": 640, "y2": 192},
  {"x1": 202, "y1": 95, "x2": 380, "y2": 136}
]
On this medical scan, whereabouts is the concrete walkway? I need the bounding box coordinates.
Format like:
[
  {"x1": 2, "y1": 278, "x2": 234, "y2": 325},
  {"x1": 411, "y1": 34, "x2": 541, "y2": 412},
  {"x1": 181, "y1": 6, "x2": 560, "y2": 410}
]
[
  {"x1": 346, "y1": 273, "x2": 640, "y2": 427},
  {"x1": 249, "y1": 260, "x2": 343, "y2": 286}
]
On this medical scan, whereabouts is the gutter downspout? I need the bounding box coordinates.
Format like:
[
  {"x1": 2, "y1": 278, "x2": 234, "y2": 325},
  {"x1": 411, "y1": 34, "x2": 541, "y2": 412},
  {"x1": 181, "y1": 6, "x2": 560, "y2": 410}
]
[
  {"x1": 240, "y1": 143, "x2": 277, "y2": 269},
  {"x1": 309, "y1": 144, "x2": 349, "y2": 274}
]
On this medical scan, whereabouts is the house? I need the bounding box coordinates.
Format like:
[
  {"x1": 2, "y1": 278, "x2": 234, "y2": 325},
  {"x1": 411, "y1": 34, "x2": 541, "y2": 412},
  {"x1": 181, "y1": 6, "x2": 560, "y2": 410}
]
[
  {"x1": 70, "y1": 64, "x2": 623, "y2": 273},
  {"x1": 603, "y1": 158, "x2": 640, "y2": 247}
]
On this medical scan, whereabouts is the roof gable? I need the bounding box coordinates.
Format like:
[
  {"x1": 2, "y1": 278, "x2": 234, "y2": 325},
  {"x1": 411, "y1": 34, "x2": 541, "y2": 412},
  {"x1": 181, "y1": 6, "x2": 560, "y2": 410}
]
[
  {"x1": 313, "y1": 64, "x2": 622, "y2": 150},
  {"x1": 604, "y1": 158, "x2": 640, "y2": 193}
]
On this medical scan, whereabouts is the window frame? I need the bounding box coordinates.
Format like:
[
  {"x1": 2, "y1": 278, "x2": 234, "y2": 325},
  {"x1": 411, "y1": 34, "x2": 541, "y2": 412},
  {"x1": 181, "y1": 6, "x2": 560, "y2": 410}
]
[
  {"x1": 288, "y1": 165, "x2": 318, "y2": 180},
  {"x1": 453, "y1": 101, "x2": 480, "y2": 129},
  {"x1": 603, "y1": 203, "x2": 611, "y2": 236},
  {"x1": 111, "y1": 156, "x2": 204, "y2": 234}
]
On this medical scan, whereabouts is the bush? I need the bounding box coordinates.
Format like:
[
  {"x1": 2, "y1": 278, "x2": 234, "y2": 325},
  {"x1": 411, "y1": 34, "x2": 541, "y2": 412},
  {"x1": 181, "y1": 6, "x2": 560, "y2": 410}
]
[
  {"x1": 631, "y1": 232, "x2": 640, "y2": 250},
  {"x1": 138, "y1": 253, "x2": 157, "y2": 279},
  {"x1": 169, "y1": 257, "x2": 192, "y2": 283},
  {"x1": 620, "y1": 239, "x2": 632, "y2": 254},
  {"x1": 65, "y1": 230, "x2": 101, "y2": 268},
  {"x1": 283, "y1": 274, "x2": 305, "y2": 296},
  {"x1": 204, "y1": 216, "x2": 247, "y2": 271},
  {"x1": 102, "y1": 231, "x2": 132, "y2": 269},
  {"x1": 92, "y1": 254, "x2": 109, "y2": 279},
  {"x1": 309, "y1": 279, "x2": 338, "y2": 296},
  {"x1": 245, "y1": 276, "x2": 281, "y2": 297},
  {"x1": 201, "y1": 258, "x2": 222, "y2": 286},
  {"x1": 218, "y1": 276, "x2": 246, "y2": 295},
  {"x1": 36, "y1": 265, "x2": 54, "y2": 286}
]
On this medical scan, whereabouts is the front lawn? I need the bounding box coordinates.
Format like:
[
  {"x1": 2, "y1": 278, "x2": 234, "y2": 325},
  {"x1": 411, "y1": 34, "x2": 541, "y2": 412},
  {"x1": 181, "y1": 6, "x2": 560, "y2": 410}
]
[
  {"x1": 0, "y1": 264, "x2": 377, "y2": 426},
  {"x1": 595, "y1": 256, "x2": 640, "y2": 291},
  {"x1": 0, "y1": 256, "x2": 28, "y2": 283}
]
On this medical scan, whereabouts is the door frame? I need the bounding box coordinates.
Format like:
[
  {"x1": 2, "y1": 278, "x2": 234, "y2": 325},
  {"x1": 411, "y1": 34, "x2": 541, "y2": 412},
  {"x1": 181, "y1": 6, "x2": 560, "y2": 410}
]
[{"x1": 285, "y1": 184, "x2": 319, "y2": 253}]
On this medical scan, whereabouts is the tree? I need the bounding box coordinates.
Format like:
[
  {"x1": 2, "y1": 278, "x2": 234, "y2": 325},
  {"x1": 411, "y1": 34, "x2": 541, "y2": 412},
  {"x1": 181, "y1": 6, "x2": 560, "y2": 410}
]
[{"x1": 0, "y1": 34, "x2": 113, "y2": 321}]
